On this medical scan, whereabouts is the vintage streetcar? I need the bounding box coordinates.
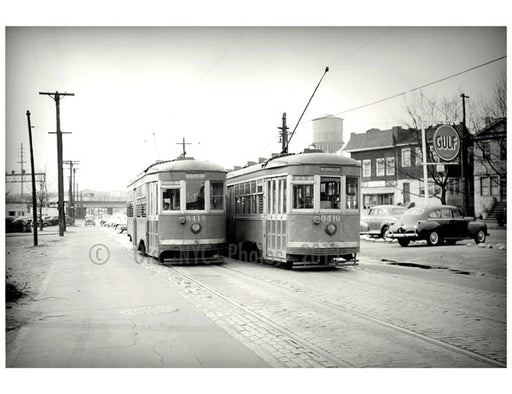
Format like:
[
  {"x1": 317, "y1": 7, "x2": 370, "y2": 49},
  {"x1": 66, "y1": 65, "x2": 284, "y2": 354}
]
[
  {"x1": 226, "y1": 150, "x2": 361, "y2": 268},
  {"x1": 127, "y1": 156, "x2": 227, "y2": 264}
]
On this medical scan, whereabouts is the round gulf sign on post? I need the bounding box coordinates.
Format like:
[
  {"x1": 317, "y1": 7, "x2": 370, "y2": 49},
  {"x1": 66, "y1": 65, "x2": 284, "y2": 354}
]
[{"x1": 433, "y1": 125, "x2": 460, "y2": 161}]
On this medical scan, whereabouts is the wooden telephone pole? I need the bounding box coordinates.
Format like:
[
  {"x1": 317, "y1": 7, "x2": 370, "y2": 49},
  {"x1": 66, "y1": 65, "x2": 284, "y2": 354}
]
[
  {"x1": 39, "y1": 91, "x2": 74, "y2": 236},
  {"x1": 26, "y1": 111, "x2": 38, "y2": 246}
]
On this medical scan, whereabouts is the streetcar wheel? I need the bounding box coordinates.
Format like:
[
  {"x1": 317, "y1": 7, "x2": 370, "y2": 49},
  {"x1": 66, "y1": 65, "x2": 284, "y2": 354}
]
[
  {"x1": 138, "y1": 242, "x2": 147, "y2": 256},
  {"x1": 474, "y1": 229, "x2": 486, "y2": 244},
  {"x1": 427, "y1": 231, "x2": 442, "y2": 246},
  {"x1": 398, "y1": 239, "x2": 410, "y2": 247}
]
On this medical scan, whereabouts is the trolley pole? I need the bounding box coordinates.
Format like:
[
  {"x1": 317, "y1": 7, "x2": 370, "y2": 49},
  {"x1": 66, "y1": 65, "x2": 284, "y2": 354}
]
[
  {"x1": 39, "y1": 91, "x2": 74, "y2": 236},
  {"x1": 26, "y1": 110, "x2": 38, "y2": 246}
]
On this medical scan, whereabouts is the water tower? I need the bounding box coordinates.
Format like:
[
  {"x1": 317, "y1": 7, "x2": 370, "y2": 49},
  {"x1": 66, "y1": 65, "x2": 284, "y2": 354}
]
[{"x1": 311, "y1": 115, "x2": 344, "y2": 153}]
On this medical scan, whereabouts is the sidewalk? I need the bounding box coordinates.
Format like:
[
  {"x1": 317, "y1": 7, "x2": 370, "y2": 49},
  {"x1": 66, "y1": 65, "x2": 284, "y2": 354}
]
[{"x1": 6, "y1": 227, "x2": 268, "y2": 367}]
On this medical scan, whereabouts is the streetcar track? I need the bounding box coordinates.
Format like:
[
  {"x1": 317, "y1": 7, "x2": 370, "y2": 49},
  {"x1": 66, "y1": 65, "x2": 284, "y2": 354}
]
[
  {"x1": 212, "y1": 262, "x2": 506, "y2": 368},
  {"x1": 167, "y1": 265, "x2": 355, "y2": 367}
]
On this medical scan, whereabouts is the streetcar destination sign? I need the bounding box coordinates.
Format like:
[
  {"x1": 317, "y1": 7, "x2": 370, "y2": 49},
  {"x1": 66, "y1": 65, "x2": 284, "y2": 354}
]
[{"x1": 433, "y1": 125, "x2": 460, "y2": 161}]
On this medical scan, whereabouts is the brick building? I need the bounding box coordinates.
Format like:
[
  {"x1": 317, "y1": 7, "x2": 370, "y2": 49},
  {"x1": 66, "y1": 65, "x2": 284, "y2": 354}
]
[{"x1": 343, "y1": 125, "x2": 465, "y2": 210}]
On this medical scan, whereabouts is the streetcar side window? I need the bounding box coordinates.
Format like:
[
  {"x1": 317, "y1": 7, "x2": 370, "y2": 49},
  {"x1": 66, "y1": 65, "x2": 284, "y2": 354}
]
[
  {"x1": 320, "y1": 177, "x2": 341, "y2": 209},
  {"x1": 210, "y1": 182, "x2": 224, "y2": 211},
  {"x1": 346, "y1": 176, "x2": 359, "y2": 209},
  {"x1": 293, "y1": 184, "x2": 314, "y2": 209},
  {"x1": 162, "y1": 188, "x2": 180, "y2": 211},
  {"x1": 186, "y1": 181, "x2": 205, "y2": 210}
]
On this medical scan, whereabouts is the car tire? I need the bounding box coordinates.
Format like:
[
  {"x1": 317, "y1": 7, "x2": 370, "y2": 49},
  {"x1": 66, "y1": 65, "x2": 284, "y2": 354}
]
[
  {"x1": 398, "y1": 239, "x2": 410, "y2": 247},
  {"x1": 427, "y1": 230, "x2": 442, "y2": 246},
  {"x1": 474, "y1": 229, "x2": 486, "y2": 244},
  {"x1": 380, "y1": 225, "x2": 389, "y2": 239}
]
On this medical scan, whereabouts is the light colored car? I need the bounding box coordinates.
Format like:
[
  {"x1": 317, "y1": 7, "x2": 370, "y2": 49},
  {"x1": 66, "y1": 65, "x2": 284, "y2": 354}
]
[
  {"x1": 360, "y1": 205, "x2": 407, "y2": 238},
  {"x1": 388, "y1": 205, "x2": 488, "y2": 247}
]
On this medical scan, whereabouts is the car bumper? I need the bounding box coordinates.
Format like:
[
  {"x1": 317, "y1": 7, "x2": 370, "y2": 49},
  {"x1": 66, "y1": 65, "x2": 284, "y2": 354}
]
[{"x1": 388, "y1": 229, "x2": 419, "y2": 239}]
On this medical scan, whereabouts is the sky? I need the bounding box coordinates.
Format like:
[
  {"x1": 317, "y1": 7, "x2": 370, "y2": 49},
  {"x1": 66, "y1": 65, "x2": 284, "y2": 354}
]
[{"x1": 4, "y1": 25, "x2": 507, "y2": 193}]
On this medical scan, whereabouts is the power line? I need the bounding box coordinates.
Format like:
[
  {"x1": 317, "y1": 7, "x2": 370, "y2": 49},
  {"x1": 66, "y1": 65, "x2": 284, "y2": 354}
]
[
  {"x1": 194, "y1": 28, "x2": 246, "y2": 89},
  {"x1": 314, "y1": 55, "x2": 506, "y2": 121}
]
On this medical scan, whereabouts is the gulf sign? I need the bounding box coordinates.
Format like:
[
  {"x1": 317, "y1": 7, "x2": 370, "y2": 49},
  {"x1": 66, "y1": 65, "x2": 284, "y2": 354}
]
[{"x1": 433, "y1": 125, "x2": 460, "y2": 161}]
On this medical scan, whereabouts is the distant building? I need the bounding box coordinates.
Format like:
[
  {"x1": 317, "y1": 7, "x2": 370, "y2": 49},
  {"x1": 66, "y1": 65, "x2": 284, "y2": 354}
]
[
  {"x1": 343, "y1": 125, "x2": 466, "y2": 210},
  {"x1": 472, "y1": 118, "x2": 507, "y2": 222},
  {"x1": 311, "y1": 115, "x2": 344, "y2": 153}
]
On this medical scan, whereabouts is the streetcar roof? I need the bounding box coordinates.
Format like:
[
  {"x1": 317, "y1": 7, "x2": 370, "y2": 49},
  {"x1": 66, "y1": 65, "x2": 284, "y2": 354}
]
[
  {"x1": 128, "y1": 157, "x2": 226, "y2": 187},
  {"x1": 227, "y1": 152, "x2": 360, "y2": 178}
]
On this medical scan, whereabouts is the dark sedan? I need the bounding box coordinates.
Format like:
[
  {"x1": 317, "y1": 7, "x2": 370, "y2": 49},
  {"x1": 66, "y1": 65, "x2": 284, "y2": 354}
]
[{"x1": 388, "y1": 205, "x2": 488, "y2": 247}]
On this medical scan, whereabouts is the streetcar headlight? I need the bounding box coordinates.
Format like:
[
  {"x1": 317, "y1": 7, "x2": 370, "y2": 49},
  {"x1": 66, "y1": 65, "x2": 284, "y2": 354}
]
[
  {"x1": 312, "y1": 216, "x2": 321, "y2": 225},
  {"x1": 325, "y1": 223, "x2": 337, "y2": 236},
  {"x1": 178, "y1": 216, "x2": 186, "y2": 225},
  {"x1": 191, "y1": 222, "x2": 202, "y2": 234}
]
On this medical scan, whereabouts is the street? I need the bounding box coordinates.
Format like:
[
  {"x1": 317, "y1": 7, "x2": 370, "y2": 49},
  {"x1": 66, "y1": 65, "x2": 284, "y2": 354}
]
[{"x1": 6, "y1": 224, "x2": 506, "y2": 367}]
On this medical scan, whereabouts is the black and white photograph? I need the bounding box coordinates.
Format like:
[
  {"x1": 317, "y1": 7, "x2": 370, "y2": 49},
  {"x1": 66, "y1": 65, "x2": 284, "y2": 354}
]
[{"x1": 2, "y1": 1, "x2": 509, "y2": 393}]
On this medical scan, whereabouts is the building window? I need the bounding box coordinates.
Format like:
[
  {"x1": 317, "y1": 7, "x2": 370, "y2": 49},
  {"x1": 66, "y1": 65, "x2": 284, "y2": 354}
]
[
  {"x1": 491, "y1": 176, "x2": 500, "y2": 196},
  {"x1": 448, "y1": 179, "x2": 460, "y2": 195},
  {"x1": 376, "y1": 158, "x2": 385, "y2": 176},
  {"x1": 481, "y1": 177, "x2": 490, "y2": 196},
  {"x1": 415, "y1": 147, "x2": 422, "y2": 166},
  {"x1": 401, "y1": 148, "x2": 411, "y2": 167},
  {"x1": 363, "y1": 159, "x2": 371, "y2": 177},
  {"x1": 386, "y1": 157, "x2": 395, "y2": 176},
  {"x1": 481, "y1": 141, "x2": 491, "y2": 160}
]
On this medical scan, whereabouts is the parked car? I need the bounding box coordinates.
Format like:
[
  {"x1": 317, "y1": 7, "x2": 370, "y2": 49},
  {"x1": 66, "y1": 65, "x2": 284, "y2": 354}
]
[
  {"x1": 7, "y1": 216, "x2": 32, "y2": 233},
  {"x1": 44, "y1": 215, "x2": 71, "y2": 226},
  {"x1": 360, "y1": 205, "x2": 407, "y2": 238},
  {"x1": 388, "y1": 205, "x2": 488, "y2": 247},
  {"x1": 84, "y1": 217, "x2": 95, "y2": 226}
]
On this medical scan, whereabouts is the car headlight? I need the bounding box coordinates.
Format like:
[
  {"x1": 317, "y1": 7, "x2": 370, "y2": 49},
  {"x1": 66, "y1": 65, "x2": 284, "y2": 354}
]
[
  {"x1": 312, "y1": 216, "x2": 321, "y2": 225},
  {"x1": 191, "y1": 222, "x2": 202, "y2": 234},
  {"x1": 325, "y1": 223, "x2": 337, "y2": 236}
]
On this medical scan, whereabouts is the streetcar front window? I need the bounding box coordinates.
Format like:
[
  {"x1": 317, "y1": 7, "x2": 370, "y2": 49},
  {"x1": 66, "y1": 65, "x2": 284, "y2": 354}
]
[
  {"x1": 346, "y1": 176, "x2": 359, "y2": 209},
  {"x1": 293, "y1": 184, "x2": 314, "y2": 209},
  {"x1": 186, "y1": 181, "x2": 205, "y2": 210},
  {"x1": 162, "y1": 188, "x2": 180, "y2": 211},
  {"x1": 210, "y1": 181, "x2": 224, "y2": 210},
  {"x1": 320, "y1": 177, "x2": 341, "y2": 209}
]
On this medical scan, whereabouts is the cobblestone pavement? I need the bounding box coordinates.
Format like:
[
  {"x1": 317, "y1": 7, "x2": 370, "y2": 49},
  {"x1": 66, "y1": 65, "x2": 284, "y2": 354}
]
[{"x1": 112, "y1": 231, "x2": 505, "y2": 367}]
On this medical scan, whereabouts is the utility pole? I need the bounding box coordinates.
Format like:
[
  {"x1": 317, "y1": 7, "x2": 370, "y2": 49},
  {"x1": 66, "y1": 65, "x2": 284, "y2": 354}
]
[
  {"x1": 278, "y1": 113, "x2": 289, "y2": 154},
  {"x1": 39, "y1": 91, "x2": 74, "y2": 236},
  {"x1": 26, "y1": 111, "x2": 38, "y2": 246},
  {"x1": 460, "y1": 93, "x2": 473, "y2": 216},
  {"x1": 64, "y1": 160, "x2": 79, "y2": 226}
]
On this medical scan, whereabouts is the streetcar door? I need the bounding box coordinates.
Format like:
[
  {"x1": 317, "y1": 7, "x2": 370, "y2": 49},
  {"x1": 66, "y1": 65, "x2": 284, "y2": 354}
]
[{"x1": 264, "y1": 177, "x2": 287, "y2": 262}]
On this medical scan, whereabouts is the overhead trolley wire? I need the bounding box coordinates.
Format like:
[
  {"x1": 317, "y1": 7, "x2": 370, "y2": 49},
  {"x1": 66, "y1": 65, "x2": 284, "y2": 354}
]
[{"x1": 314, "y1": 55, "x2": 507, "y2": 121}]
